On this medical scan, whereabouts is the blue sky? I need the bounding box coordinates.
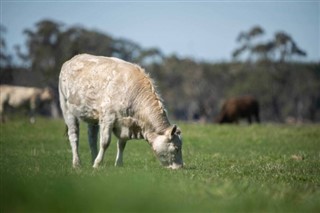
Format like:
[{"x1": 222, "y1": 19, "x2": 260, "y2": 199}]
[{"x1": 1, "y1": 1, "x2": 319, "y2": 62}]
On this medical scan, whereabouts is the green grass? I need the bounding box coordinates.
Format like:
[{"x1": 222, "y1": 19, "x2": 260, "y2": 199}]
[{"x1": 1, "y1": 118, "x2": 320, "y2": 212}]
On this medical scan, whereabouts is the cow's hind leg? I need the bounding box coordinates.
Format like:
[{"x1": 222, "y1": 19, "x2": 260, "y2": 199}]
[
  {"x1": 93, "y1": 122, "x2": 112, "y2": 168},
  {"x1": 88, "y1": 124, "x2": 99, "y2": 165},
  {"x1": 115, "y1": 139, "x2": 127, "y2": 167},
  {"x1": 65, "y1": 114, "x2": 80, "y2": 168}
]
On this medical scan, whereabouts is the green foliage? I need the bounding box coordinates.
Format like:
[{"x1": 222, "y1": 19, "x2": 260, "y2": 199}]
[
  {"x1": 233, "y1": 26, "x2": 307, "y2": 62},
  {"x1": 2, "y1": 20, "x2": 320, "y2": 122},
  {"x1": 146, "y1": 59, "x2": 320, "y2": 122},
  {"x1": 14, "y1": 20, "x2": 162, "y2": 87},
  {"x1": 1, "y1": 118, "x2": 320, "y2": 212}
]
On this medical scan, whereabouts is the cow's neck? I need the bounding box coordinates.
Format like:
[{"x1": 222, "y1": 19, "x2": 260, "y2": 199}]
[
  {"x1": 135, "y1": 104, "x2": 170, "y2": 140},
  {"x1": 128, "y1": 72, "x2": 171, "y2": 139}
]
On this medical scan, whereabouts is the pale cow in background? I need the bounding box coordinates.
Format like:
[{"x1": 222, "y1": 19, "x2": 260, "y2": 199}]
[
  {"x1": 59, "y1": 54, "x2": 183, "y2": 169},
  {"x1": 0, "y1": 85, "x2": 54, "y2": 123}
]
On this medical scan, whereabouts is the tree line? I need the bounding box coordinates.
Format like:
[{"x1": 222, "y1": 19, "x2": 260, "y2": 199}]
[{"x1": 1, "y1": 20, "x2": 319, "y2": 122}]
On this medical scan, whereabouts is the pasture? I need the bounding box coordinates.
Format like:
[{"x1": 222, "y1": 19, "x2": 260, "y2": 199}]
[{"x1": 1, "y1": 118, "x2": 320, "y2": 212}]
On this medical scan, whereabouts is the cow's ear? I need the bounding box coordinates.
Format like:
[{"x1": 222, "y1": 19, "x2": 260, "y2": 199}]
[{"x1": 165, "y1": 125, "x2": 177, "y2": 139}]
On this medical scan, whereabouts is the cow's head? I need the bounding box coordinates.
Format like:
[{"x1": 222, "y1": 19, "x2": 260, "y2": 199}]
[{"x1": 149, "y1": 125, "x2": 183, "y2": 169}]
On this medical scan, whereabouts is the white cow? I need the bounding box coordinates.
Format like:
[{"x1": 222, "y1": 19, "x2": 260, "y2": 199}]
[
  {"x1": 59, "y1": 54, "x2": 183, "y2": 169},
  {"x1": 0, "y1": 85, "x2": 53, "y2": 123}
]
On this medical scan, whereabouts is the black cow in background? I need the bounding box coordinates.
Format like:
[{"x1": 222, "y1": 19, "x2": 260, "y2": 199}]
[{"x1": 216, "y1": 96, "x2": 260, "y2": 124}]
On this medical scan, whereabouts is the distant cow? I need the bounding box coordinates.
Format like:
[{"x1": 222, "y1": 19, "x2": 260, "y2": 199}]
[
  {"x1": 216, "y1": 96, "x2": 260, "y2": 124},
  {"x1": 0, "y1": 85, "x2": 54, "y2": 123},
  {"x1": 59, "y1": 54, "x2": 183, "y2": 169}
]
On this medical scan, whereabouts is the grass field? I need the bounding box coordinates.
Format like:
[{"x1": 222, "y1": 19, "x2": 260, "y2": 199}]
[{"x1": 1, "y1": 118, "x2": 320, "y2": 212}]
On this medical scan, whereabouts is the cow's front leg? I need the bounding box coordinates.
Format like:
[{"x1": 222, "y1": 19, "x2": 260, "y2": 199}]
[
  {"x1": 115, "y1": 139, "x2": 127, "y2": 167},
  {"x1": 93, "y1": 122, "x2": 112, "y2": 168},
  {"x1": 88, "y1": 124, "x2": 99, "y2": 165}
]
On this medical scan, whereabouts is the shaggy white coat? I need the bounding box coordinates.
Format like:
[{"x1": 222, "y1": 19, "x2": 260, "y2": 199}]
[{"x1": 59, "y1": 54, "x2": 183, "y2": 169}]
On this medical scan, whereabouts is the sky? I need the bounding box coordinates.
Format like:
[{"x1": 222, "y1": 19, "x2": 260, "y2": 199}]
[{"x1": 1, "y1": 0, "x2": 319, "y2": 63}]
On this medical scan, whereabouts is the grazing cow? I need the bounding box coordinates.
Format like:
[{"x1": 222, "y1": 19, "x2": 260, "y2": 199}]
[
  {"x1": 216, "y1": 96, "x2": 260, "y2": 124},
  {"x1": 59, "y1": 54, "x2": 183, "y2": 169},
  {"x1": 0, "y1": 85, "x2": 54, "y2": 123}
]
